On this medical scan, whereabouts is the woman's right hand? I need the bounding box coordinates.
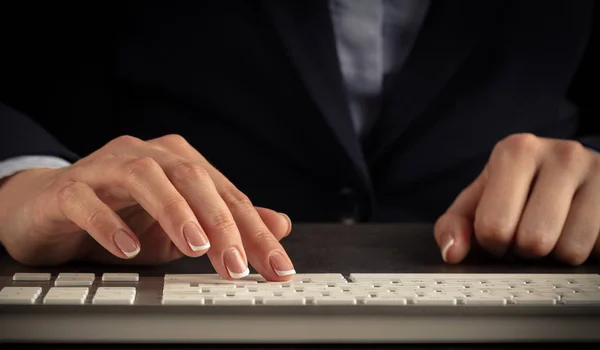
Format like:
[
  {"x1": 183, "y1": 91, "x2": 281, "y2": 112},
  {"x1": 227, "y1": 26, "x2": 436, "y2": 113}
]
[{"x1": 0, "y1": 134, "x2": 295, "y2": 281}]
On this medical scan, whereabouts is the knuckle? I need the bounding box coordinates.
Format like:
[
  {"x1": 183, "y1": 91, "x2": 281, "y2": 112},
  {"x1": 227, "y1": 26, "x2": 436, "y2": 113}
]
[
  {"x1": 86, "y1": 208, "x2": 112, "y2": 229},
  {"x1": 159, "y1": 134, "x2": 190, "y2": 148},
  {"x1": 474, "y1": 216, "x2": 513, "y2": 245},
  {"x1": 110, "y1": 135, "x2": 144, "y2": 149},
  {"x1": 516, "y1": 228, "x2": 555, "y2": 257},
  {"x1": 494, "y1": 133, "x2": 539, "y2": 158},
  {"x1": 250, "y1": 228, "x2": 276, "y2": 245},
  {"x1": 124, "y1": 157, "x2": 161, "y2": 180},
  {"x1": 56, "y1": 181, "x2": 86, "y2": 205},
  {"x1": 553, "y1": 140, "x2": 585, "y2": 166},
  {"x1": 169, "y1": 161, "x2": 209, "y2": 183},
  {"x1": 207, "y1": 209, "x2": 237, "y2": 232},
  {"x1": 158, "y1": 198, "x2": 190, "y2": 222},
  {"x1": 220, "y1": 186, "x2": 253, "y2": 208}
]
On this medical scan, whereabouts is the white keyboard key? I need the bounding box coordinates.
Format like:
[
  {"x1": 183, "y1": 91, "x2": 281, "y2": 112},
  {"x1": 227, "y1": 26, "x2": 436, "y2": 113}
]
[
  {"x1": 56, "y1": 273, "x2": 95, "y2": 280},
  {"x1": 55, "y1": 273, "x2": 95, "y2": 286},
  {"x1": 0, "y1": 294, "x2": 38, "y2": 304},
  {"x1": 161, "y1": 295, "x2": 204, "y2": 305},
  {"x1": 96, "y1": 287, "x2": 136, "y2": 293},
  {"x1": 12, "y1": 273, "x2": 51, "y2": 281},
  {"x1": 92, "y1": 294, "x2": 135, "y2": 305},
  {"x1": 198, "y1": 285, "x2": 239, "y2": 292},
  {"x1": 262, "y1": 297, "x2": 306, "y2": 305},
  {"x1": 164, "y1": 274, "x2": 218, "y2": 282},
  {"x1": 46, "y1": 287, "x2": 89, "y2": 293},
  {"x1": 101, "y1": 273, "x2": 139, "y2": 282},
  {"x1": 292, "y1": 274, "x2": 346, "y2": 283},
  {"x1": 414, "y1": 297, "x2": 457, "y2": 306},
  {"x1": 163, "y1": 290, "x2": 202, "y2": 297},
  {"x1": 313, "y1": 296, "x2": 356, "y2": 305},
  {"x1": 364, "y1": 299, "x2": 406, "y2": 305},
  {"x1": 164, "y1": 284, "x2": 199, "y2": 289},
  {"x1": 463, "y1": 297, "x2": 507, "y2": 306},
  {"x1": 165, "y1": 274, "x2": 258, "y2": 285},
  {"x1": 95, "y1": 290, "x2": 136, "y2": 297},
  {"x1": 54, "y1": 279, "x2": 93, "y2": 286},
  {"x1": 163, "y1": 287, "x2": 203, "y2": 294},
  {"x1": 0, "y1": 286, "x2": 43, "y2": 296},
  {"x1": 212, "y1": 296, "x2": 255, "y2": 305},
  {"x1": 512, "y1": 295, "x2": 556, "y2": 305},
  {"x1": 561, "y1": 294, "x2": 600, "y2": 305},
  {"x1": 0, "y1": 287, "x2": 42, "y2": 304},
  {"x1": 43, "y1": 295, "x2": 87, "y2": 304},
  {"x1": 92, "y1": 298, "x2": 134, "y2": 305}
]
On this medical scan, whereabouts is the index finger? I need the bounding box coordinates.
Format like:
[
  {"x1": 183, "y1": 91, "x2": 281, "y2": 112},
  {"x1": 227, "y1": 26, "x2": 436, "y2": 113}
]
[{"x1": 150, "y1": 136, "x2": 295, "y2": 281}]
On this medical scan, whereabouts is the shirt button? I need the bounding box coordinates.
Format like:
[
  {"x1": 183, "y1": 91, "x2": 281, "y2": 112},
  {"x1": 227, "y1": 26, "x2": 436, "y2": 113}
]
[
  {"x1": 341, "y1": 217, "x2": 356, "y2": 225},
  {"x1": 339, "y1": 186, "x2": 357, "y2": 224},
  {"x1": 340, "y1": 187, "x2": 353, "y2": 196}
]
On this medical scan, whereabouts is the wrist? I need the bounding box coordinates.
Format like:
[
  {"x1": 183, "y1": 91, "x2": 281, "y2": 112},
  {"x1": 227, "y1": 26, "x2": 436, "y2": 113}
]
[{"x1": 0, "y1": 167, "x2": 59, "y2": 251}]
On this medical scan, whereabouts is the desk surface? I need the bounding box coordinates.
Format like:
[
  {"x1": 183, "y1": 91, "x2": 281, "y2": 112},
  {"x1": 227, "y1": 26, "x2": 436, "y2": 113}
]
[{"x1": 1, "y1": 223, "x2": 599, "y2": 350}]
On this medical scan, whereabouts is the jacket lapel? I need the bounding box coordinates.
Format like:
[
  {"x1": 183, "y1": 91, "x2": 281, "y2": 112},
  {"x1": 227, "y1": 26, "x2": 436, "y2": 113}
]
[
  {"x1": 365, "y1": 0, "x2": 506, "y2": 161},
  {"x1": 263, "y1": 0, "x2": 370, "y2": 181}
]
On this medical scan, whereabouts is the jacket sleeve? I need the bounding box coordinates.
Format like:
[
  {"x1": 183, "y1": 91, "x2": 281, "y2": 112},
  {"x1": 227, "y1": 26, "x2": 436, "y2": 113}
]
[
  {"x1": 572, "y1": 2, "x2": 600, "y2": 151},
  {"x1": 0, "y1": 101, "x2": 78, "y2": 163}
]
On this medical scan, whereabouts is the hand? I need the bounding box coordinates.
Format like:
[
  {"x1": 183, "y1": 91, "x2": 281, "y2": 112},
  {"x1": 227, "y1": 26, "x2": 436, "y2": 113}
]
[
  {"x1": 0, "y1": 135, "x2": 295, "y2": 281},
  {"x1": 435, "y1": 133, "x2": 600, "y2": 265}
]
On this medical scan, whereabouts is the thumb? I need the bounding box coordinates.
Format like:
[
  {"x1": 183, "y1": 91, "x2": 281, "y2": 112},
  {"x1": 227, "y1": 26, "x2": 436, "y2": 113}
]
[
  {"x1": 255, "y1": 207, "x2": 292, "y2": 241},
  {"x1": 434, "y1": 167, "x2": 487, "y2": 263}
]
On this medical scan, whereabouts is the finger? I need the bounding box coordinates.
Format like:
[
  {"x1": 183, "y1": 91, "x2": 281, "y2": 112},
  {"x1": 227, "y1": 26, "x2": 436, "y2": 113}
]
[
  {"x1": 103, "y1": 138, "x2": 251, "y2": 279},
  {"x1": 218, "y1": 184, "x2": 296, "y2": 281},
  {"x1": 159, "y1": 159, "x2": 252, "y2": 279},
  {"x1": 256, "y1": 208, "x2": 292, "y2": 241},
  {"x1": 553, "y1": 177, "x2": 600, "y2": 265},
  {"x1": 151, "y1": 135, "x2": 295, "y2": 281},
  {"x1": 73, "y1": 156, "x2": 211, "y2": 258},
  {"x1": 594, "y1": 231, "x2": 600, "y2": 261},
  {"x1": 514, "y1": 157, "x2": 582, "y2": 259},
  {"x1": 434, "y1": 169, "x2": 484, "y2": 264},
  {"x1": 473, "y1": 135, "x2": 540, "y2": 257},
  {"x1": 55, "y1": 181, "x2": 141, "y2": 259}
]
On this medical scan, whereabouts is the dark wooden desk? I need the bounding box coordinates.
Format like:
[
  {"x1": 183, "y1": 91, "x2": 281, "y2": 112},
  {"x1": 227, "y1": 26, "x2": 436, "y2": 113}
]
[{"x1": 1, "y1": 223, "x2": 599, "y2": 349}]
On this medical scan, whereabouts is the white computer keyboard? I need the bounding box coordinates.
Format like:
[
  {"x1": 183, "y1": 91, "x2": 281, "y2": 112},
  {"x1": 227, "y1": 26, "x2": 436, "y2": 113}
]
[
  {"x1": 1, "y1": 272, "x2": 600, "y2": 306},
  {"x1": 2, "y1": 272, "x2": 600, "y2": 343}
]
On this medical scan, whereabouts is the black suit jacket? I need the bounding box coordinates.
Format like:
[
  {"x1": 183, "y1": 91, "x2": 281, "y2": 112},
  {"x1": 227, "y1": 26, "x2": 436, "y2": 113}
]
[{"x1": 0, "y1": 0, "x2": 598, "y2": 224}]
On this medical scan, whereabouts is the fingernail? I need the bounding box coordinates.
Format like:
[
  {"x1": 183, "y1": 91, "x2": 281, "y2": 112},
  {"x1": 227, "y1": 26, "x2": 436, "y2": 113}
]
[
  {"x1": 440, "y1": 231, "x2": 454, "y2": 263},
  {"x1": 114, "y1": 229, "x2": 140, "y2": 258},
  {"x1": 224, "y1": 247, "x2": 249, "y2": 279},
  {"x1": 269, "y1": 251, "x2": 296, "y2": 276},
  {"x1": 280, "y1": 212, "x2": 292, "y2": 234},
  {"x1": 183, "y1": 222, "x2": 210, "y2": 252}
]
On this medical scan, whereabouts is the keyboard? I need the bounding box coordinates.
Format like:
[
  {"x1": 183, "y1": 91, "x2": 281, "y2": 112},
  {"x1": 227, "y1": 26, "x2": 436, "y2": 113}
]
[{"x1": 1, "y1": 272, "x2": 599, "y2": 343}]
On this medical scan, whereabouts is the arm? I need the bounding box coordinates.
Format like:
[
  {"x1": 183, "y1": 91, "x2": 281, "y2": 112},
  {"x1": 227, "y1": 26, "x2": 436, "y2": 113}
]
[{"x1": 0, "y1": 101, "x2": 78, "y2": 257}]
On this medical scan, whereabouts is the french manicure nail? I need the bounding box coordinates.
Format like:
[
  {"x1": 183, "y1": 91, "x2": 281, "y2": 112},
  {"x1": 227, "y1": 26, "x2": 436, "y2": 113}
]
[
  {"x1": 440, "y1": 231, "x2": 454, "y2": 262},
  {"x1": 269, "y1": 251, "x2": 296, "y2": 276},
  {"x1": 280, "y1": 212, "x2": 292, "y2": 233},
  {"x1": 183, "y1": 222, "x2": 210, "y2": 251},
  {"x1": 114, "y1": 229, "x2": 140, "y2": 258},
  {"x1": 224, "y1": 247, "x2": 249, "y2": 279}
]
